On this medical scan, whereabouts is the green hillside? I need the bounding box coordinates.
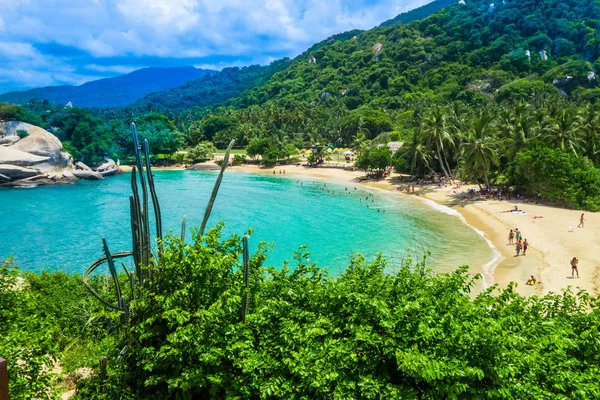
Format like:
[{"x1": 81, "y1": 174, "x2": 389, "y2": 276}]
[
  {"x1": 233, "y1": 0, "x2": 600, "y2": 109},
  {"x1": 379, "y1": 0, "x2": 457, "y2": 27}
]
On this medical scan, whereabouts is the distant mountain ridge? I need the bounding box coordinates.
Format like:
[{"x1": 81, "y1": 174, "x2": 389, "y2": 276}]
[{"x1": 0, "y1": 67, "x2": 214, "y2": 108}]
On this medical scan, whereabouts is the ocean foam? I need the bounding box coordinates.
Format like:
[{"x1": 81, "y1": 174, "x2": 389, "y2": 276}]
[{"x1": 412, "y1": 196, "x2": 505, "y2": 289}]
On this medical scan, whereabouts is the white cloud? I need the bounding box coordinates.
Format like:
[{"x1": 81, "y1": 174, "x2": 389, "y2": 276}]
[
  {"x1": 85, "y1": 64, "x2": 140, "y2": 74},
  {"x1": 0, "y1": 0, "x2": 434, "y2": 92}
]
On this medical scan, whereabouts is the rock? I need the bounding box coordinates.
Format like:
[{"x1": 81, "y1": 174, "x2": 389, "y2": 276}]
[
  {"x1": 72, "y1": 170, "x2": 104, "y2": 180},
  {"x1": 99, "y1": 167, "x2": 119, "y2": 177},
  {"x1": 62, "y1": 171, "x2": 76, "y2": 179},
  {"x1": 48, "y1": 173, "x2": 57, "y2": 180},
  {"x1": 0, "y1": 121, "x2": 73, "y2": 169},
  {"x1": 0, "y1": 173, "x2": 11, "y2": 182},
  {"x1": 75, "y1": 161, "x2": 92, "y2": 171},
  {"x1": 0, "y1": 136, "x2": 20, "y2": 145},
  {"x1": 187, "y1": 163, "x2": 220, "y2": 171},
  {"x1": 0, "y1": 146, "x2": 51, "y2": 166},
  {"x1": 0, "y1": 164, "x2": 39, "y2": 180},
  {"x1": 96, "y1": 159, "x2": 116, "y2": 172}
]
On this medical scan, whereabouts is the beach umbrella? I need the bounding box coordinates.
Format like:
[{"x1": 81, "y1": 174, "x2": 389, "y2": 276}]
[{"x1": 343, "y1": 150, "x2": 355, "y2": 155}]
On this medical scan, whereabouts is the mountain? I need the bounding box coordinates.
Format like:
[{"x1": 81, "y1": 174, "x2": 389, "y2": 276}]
[
  {"x1": 131, "y1": 59, "x2": 292, "y2": 112},
  {"x1": 0, "y1": 67, "x2": 214, "y2": 108},
  {"x1": 379, "y1": 0, "x2": 457, "y2": 27},
  {"x1": 226, "y1": 0, "x2": 600, "y2": 110}
]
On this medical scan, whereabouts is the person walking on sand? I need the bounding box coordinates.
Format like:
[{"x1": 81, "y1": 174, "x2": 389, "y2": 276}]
[
  {"x1": 515, "y1": 228, "x2": 521, "y2": 242},
  {"x1": 508, "y1": 229, "x2": 515, "y2": 244},
  {"x1": 578, "y1": 213, "x2": 585, "y2": 228},
  {"x1": 523, "y1": 239, "x2": 529, "y2": 255},
  {"x1": 571, "y1": 257, "x2": 579, "y2": 278},
  {"x1": 516, "y1": 239, "x2": 522, "y2": 256}
]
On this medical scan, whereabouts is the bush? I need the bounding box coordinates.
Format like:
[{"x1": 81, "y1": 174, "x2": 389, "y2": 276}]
[
  {"x1": 187, "y1": 141, "x2": 217, "y2": 163},
  {"x1": 511, "y1": 147, "x2": 600, "y2": 210},
  {"x1": 16, "y1": 129, "x2": 29, "y2": 139},
  {"x1": 232, "y1": 154, "x2": 246, "y2": 166},
  {"x1": 76, "y1": 227, "x2": 600, "y2": 399}
]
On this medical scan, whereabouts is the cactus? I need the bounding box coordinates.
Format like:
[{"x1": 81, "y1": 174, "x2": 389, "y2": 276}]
[
  {"x1": 83, "y1": 123, "x2": 237, "y2": 327},
  {"x1": 241, "y1": 234, "x2": 250, "y2": 323},
  {"x1": 200, "y1": 139, "x2": 235, "y2": 236}
]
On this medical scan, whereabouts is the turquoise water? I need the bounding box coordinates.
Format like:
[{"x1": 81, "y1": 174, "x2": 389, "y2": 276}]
[{"x1": 0, "y1": 170, "x2": 497, "y2": 277}]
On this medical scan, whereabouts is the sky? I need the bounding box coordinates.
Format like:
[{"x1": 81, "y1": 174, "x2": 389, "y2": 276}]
[{"x1": 0, "y1": 0, "x2": 433, "y2": 94}]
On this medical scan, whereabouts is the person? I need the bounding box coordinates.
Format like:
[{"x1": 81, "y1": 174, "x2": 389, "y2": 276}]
[
  {"x1": 571, "y1": 257, "x2": 579, "y2": 278},
  {"x1": 523, "y1": 239, "x2": 529, "y2": 255},
  {"x1": 516, "y1": 240, "x2": 522, "y2": 256},
  {"x1": 578, "y1": 213, "x2": 585, "y2": 228},
  {"x1": 525, "y1": 275, "x2": 536, "y2": 286},
  {"x1": 508, "y1": 229, "x2": 514, "y2": 244},
  {"x1": 515, "y1": 228, "x2": 521, "y2": 241}
]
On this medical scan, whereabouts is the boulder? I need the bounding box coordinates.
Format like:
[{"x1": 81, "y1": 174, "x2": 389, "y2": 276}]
[
  {"x1": 0, "y1": 164, "x2": 39, "y2": 180},
  {"x1": 99, "y1": 167, "x2": 119, "y2": 177},
  {"x1": 0, "y1": 121, "x2": 73, "y2": 168},
  {"x1": 0, "y1": 173, "x2": 11, "y2": 182},
  {"x1": 62, "y1": 171, "x2": 77, "y2": 180},
  {"x1": 0, "y1": 136, "x2": 20, "y2": 145},
  {"x1": 0, "y1": 146, "x2": 51, "y2": 166},
  {"x1": 75, "y1": 161, "x2": 92, "y2": 171},
  {"x1": 188, "y1": 163, "x2": 220, "y2": 171},
  {"x1": 96, "y1": 159, "x2": 116, "y2": 172},
  {"x1": 72, "y1": 169, "x2": 104, "y2": 180}
]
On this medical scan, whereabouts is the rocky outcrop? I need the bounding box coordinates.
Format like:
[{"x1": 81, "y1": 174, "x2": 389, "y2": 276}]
[
  {"x1": 0, "y1": 121, "x2": 123, "y2": 187},
  {"x1": 0, "y1": 146, "x2": 51, "y2": 166},
  {"x1": 188, "y1": 162, "x2": 220, "y2": 171},
  {"x1": 0, "y1": 164, "x2": 39, "y2": 180},
  {"x1": 72, "y1": 169, "x2": 104, "y2": 180},
  {"x1": 0, "y1": 121, "x2": 73, "y2": 169},
  {"x1": 0, "y1": 136, "x2": 20, "y2": 146}
]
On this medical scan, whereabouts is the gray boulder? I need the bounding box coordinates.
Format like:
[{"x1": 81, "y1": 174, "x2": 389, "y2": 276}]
[
  {"x1": 0, "y1": 136, "x2": 20, "y2": 146},
  {"x1": 0, "y1": 164, "x2": 39, "y2": 180},
  {"x1": 75, "y1": 161, "x2": 92, "y2": 170},
  {"x1": 72, "y1": 169, "x2": 104, "y2": 180},
  {"x1": 0, "y1": 146, "x2": 50, "y2": 166},
  {"x1": 188, "y1": 163, "x2": 220, "y2": 171},
  {"x1": 1, "y1": 121, "x2": 73, "y2": 169},
  {"x1": 62, "y1": 171, "x2": 77, "y2": 180},
  {"x1": 96, "y1": 159, "x2": 116, "y2": 171},
  {"x1": 0, "y1": 173, "x2": 11, "y2": 182}
]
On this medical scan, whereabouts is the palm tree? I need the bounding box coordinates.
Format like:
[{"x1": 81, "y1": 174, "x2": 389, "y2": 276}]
[
  {"x1": 399, "y1": 127, "x2": 436, "y2": 176},
  {"x1": 460, "y1": 110, "x2": 499, "y2": 191},
  {"x1": 542, "y1": 108, "x2": 582, "y2": 156},
  {"x1": 580, "y1": 103, "x2": 600, "y2": 162},
  {"x1": 423, "y1": 108, "x2": 454, "y2": 179}
]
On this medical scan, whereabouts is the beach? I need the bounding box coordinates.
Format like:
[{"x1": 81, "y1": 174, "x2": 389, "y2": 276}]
[{"x1": 230, "y1": 163, "x2": 599, "y2": 296}]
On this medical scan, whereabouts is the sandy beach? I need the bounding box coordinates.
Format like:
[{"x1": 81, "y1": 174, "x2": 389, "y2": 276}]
[{"x1": 227, "y1": 163, "x2": 599, "y2": 297}]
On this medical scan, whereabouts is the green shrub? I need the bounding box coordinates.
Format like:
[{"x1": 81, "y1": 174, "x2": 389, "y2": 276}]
[
  {"x1": 512, "y1": 146, "x2": 600, "y2": 210},
  {"x1": 16, "y1": 129, "x2": 29, "y2": 139}
]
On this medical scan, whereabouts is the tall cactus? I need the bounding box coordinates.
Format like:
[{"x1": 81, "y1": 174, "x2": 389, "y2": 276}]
[
  {"x1": 241, "y1": 234, "x2": 250, "y2": 323},
  {"x1": 83, "y1": 120, "x2": 236, "y2": 319}
]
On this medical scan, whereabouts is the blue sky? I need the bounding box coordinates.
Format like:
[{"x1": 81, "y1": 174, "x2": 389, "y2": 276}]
[{"x1": 0, "y1": 0, "x2": 432, "y2": 94}]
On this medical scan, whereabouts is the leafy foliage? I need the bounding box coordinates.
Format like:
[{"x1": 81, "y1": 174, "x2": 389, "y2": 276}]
[{"x1": 69, "y1": 228, "x2": 600, "y2": 399}]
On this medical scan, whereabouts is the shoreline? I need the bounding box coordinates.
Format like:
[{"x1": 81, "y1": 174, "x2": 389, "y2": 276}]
[{"x1": 229, "y1": 163, "x2": 599, "y2": 297}]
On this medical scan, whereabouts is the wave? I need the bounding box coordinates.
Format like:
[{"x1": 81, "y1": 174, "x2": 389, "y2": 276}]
[{"x1": 412, "y1": 196, "x2": 505, "y2": 289}]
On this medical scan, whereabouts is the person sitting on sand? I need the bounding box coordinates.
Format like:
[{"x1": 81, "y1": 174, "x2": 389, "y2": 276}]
[
  {"x1": 571, "y1": 257, "x2": 579, "y2": 278},
  {"x1": 578, "y1": 213, "x2": 585, "y2": 228},
  {"x1": 525, "y1": 275, "x2": 536, "y2": 285},
  {"x1": 508, "y1": 229, "x2": 514, "y2": 244},
  {"x1": 523, "y1": 239, "x2": 529, "y2": 255}
]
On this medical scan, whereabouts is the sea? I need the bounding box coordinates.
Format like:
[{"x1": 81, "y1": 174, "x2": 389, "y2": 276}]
[{"x1": 0, "y1": 170, "x2": 500, "y2": 284}]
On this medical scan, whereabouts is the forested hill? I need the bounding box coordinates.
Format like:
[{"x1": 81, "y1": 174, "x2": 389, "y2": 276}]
[
  {"x1": 228, "y1": 0, "x2": 600, "y2": 110},
  {"x1": 0, "y1": 67, "x2": 214, "y2": 108},
  {"x1": 130, "y1": 59, "x2": 292, "y2": 112},
  {"x1": 379, "y1": 0, "x2": 457, "y2": 27}
]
